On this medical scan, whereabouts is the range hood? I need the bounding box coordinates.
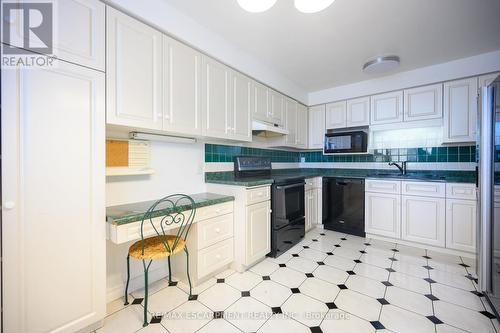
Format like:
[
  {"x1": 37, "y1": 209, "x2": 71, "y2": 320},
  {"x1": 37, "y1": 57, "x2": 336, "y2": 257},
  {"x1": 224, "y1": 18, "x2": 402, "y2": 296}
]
[{"x1": 252, "y1": 120, "x2": 289, "y2": 137}]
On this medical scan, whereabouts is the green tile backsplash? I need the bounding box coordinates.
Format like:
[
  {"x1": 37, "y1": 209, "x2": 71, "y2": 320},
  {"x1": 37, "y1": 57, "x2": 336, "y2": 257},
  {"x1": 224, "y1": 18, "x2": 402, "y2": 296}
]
[{"x1": 204, "y1": 144, "x2": 476, "y2": 163}]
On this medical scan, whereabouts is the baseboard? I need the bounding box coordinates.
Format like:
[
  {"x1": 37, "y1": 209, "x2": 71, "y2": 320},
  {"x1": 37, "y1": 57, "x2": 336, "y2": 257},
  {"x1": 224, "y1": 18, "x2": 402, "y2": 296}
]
[{"x1": 106, "y1": 266, "x2": 169, "y2": 303}]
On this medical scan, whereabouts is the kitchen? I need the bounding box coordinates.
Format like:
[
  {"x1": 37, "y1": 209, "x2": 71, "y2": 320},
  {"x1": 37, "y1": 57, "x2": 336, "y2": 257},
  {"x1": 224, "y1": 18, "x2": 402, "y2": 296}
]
[{"x1": 2, "y1": 0, "x2": 500, "y2": 333}]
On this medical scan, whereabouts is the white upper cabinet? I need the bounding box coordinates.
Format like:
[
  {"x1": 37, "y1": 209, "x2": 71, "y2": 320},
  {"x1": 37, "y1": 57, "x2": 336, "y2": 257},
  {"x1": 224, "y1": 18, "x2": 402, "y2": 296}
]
[
  {"x1": 252, "y1": 82, "x2": 269, "y2": 122},
  {"x1": 163, "y1": 35, "x2": 202, "y2": 136},
  {"x1": 268, "y1": 89, "x2": 284, "y2": 126},
  {"x1": 443, "y1": 77, "x2": 478, "y2": 143},
  {"x1": 106, "y1": 7, "x2": 163, "y2": 130},
  {"x1": 403, "y1": 84, "x2": 443, "y2": 122},
  {"x1": 479, "y1": 72, "x2": 500, "y2": 87},
  {"x1": 325, "y1": 101, "x2": 347, "y2": 129},
  {"x1": 230, "y1": 71, "x2": 252, "y2": 142},
  {"x1": 308, "y1": 105, "x2": 326, "y2": 149},
  {"x1": 202, "y1": 56, "x2": 231, "y2": 139},
  {"x1": 346, "y1": 97, "x2": 370, "y2": 127},
  {"x1": 284, "y1": 98, "x2": 298, "y2": 146},
  {"x1": 370, "y1": 91, "x2": 404, "y2": 125},
  {"x1": 4, "y1": 0, "x2": 105, "y2": 71},
  {"x1": 296, "y1": 103, "x2": 308, "y2": 149}
]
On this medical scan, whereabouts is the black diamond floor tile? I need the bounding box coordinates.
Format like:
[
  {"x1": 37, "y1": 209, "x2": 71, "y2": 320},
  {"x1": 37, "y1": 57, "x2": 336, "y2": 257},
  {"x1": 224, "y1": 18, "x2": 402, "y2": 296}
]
[
  {"x1": 216, "y1": 278, "x2": 225, "y2": 283},
  {"x1": 346, "y1": 270, "x2": 356, "y2": 275},
  {"x1": 382, "y1": 281, "x2": 393, "y2": 287},
  {"x1": 309, "y1": 326, "x2": 323, "y2": 333},
  {"x1": 341, "y1": 237, "x2": 347, "y2": 240},
  {"x1": 279, "y1": 263, "x2": 287, "y2": 267},
  {"x1": 377, "y1": 298, "x2": 389, "y2": 305},
  {"x1": 241, "y1": 291, "x2": 251, "y2": 297},
  {"x1": 388, "y1": 257, "x2": 398, "y2": 261},
  {"x1": 422, "y1": 255, "x2": 432, "y2": 259},
  {"x1": 423, "y1": 265, "x2": 434, "y2": 270},
  {"x1": 325, "y1": 302, "x2": 337, "y2": 309},
  {"x1": 359, "y1": 250, "x2": 367, "y2": 254},
  {"x1": 312, "y1": 239, "x2": 318, "y2": 242},
  {"x1": 303, "y1": 246, "x2": 310, "y2": 249},
  {"x1": 262, "y1": 276, "x2": 271, "y2": 281},
  {"x1": 326, "y1": 252, "x2": 334, "y2": 255},
  {"x1": 480, "y1": 311, "x2": 496, "y2": 319},
  {"x1": 291, "y1": 288, "x2": 301, "y2": 294},
  {"x1": 459, "y1": 263, "x2": 470, "y2": 268},
  {"x1": 364, "y1": 243, "x2": 371, "y2": 246},
  {"x1": 338, "y1": 284, "x2": 348, "y2": 290},
  {"x1": 334, "y1": 244, "x2": 341, "y2": 247},
  {"x1": 370, "y1": 321, "x2": 385, "y2": 329},
  {"x1": 354, "y1": 259, "x2": 362, "y2": 263},
  {"x1": 426, "y1": 315, "x2": 443, "y2": 324},
  {"x1": 424, "y1": 278, "x2": 436, "y2": 283},
  {"x1": 320, "y1": 233, "x2": 325, "y2": 236},
  {"x1": 168, "y1": 281, "x2": 178, "y2": 286},
  {"x1": 425, "y1": 294, "x2": 439, "y2": 301},
  {"x1": 386, "y1": 268, "x2": 396, "y2": 272},
  {"x1": 292, "y1": 254, "x2": 300, "y2": 257},
  {"x1": 271, "y1": 307, "x2": 283, "y2": 314},
  {"x1": 391, "y1": 249, "x2": 399, "y2": 252},
  {"x1": 214, "y1": 311, "x2": 224, "y2": 319},
  {"x1": 317, "y1": 261, "x2": 325, "y2": 265},
  {"x1": 188, "y1": 294, "x2": 198, "y2": 301},
  {"x1": 306, "y1": 273, "x2": 314, "y2": 278},
  {"x1": 150, "y1": 315, "x2": 162, "y2": 324},
  {"x1": 131, "y1": 298, "x2": 143, "y2": 305}
]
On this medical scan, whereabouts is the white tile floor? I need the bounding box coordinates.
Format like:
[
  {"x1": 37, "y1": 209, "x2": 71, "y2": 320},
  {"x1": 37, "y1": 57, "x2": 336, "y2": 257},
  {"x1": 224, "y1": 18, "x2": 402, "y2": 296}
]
[{"x1": 98, "y1": 228, "x2": 499, "y2": 333}]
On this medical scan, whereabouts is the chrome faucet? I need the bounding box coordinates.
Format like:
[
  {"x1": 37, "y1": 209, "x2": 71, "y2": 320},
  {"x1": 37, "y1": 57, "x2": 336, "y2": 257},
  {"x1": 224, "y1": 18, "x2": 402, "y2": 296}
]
[{"x1": 389, "y1": 161, "x2": 407, "y2": 175}]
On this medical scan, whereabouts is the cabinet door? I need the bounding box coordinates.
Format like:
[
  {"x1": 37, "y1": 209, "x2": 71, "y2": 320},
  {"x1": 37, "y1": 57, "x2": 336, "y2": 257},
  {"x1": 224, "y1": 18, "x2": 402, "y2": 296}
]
[
  {"x1": 308, "y1": 105, "x2": 326, "y2": 149},
  {"x1": 446, "y1": 199, "x2": 477, "y2": 253},
  {"x1": 3, "y1": 0, "x2": 105, "y2": 71},
  {"x1": 443, "y1": 78, "x2": 478, "y2": 143},
  {"x1": 315, "y1": 188, "x2": 323, "y2": 225},
  {"x1": 404, "y1": 84, "x2": 443, "y2": 121},
  {"x1": 296, "y1": 103, "x2": 308, "y2": 149},
  {"x1": 325, "y1": 101, "x2": 347, "y2": 129},
  {"x1": 107, "y1": 7, "x2": 163, "y2": 130},
  {"x1": 402, "y1": 196, "x2": 445, "y2": 247},
  {"x1": 305, "y1": 190, "x2": 313, "y2": 232},
  {"x1": 479, "y1": 72, "x2": 499, "y2": 87},
  {"x1": 2, "y1": 60, "x2": 105, "y2": 333},
  {"x1": 246, "y1": 201, "x2": 271, "y2": 265},
  {"x1": 202, "y1": 56, "x2": 230, "y2": 139},
  {"x1": 370, "y1": 91, "x2": 404, "y2": 125},
  {"x1": 230, "y1": 71, "x2": 252, "y2": 142},
  {"x1": 365, "y1": 192, "x2": 401, "y2": 238},
  {"x1": 163, "y1": 35, "x2": 202, "y2": 136},
  {"x1": 346, "y1": 97, "x2": 370, "y2": 127},
  {"x1": 252, "y1": 82, "x2": 268, "y2": 121},
  {"x1": 284, "y1": 98, "x2": 298, "y2": 146},
  {"x1": 268, "y1": 89, "x2": 284, "y2": 126}
]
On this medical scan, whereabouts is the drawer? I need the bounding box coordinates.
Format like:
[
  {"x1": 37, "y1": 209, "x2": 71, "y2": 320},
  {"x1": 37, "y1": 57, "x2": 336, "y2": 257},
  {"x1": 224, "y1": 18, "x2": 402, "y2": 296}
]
[
  {"x1": 195, "y1": 201, "x2": 234, "y2": 222},
  {"x1": 446, "y1": 183, "x2": 476, "y2": 200},
  {"x1": 246, "y1": 186, "x2": 271, "y2": 205},
  {"x1": 365, "y1": 179, "x2": 401, "y2": 194},
  {"x1": 197, "y1": 213, "x2": 233, "y2": 249},
  {"x1": 197, "y1": 238, "x2": 234, "y2": 279},
  {"x1": 402, "y1": 181, "x2": 445, "y2": 198}
]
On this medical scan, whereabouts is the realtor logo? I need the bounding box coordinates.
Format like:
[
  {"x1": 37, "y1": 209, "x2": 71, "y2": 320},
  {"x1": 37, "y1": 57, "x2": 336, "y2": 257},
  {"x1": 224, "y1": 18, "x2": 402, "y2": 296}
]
[{"x1": 2, "y1": 2, "x2": 53, "y2": 54}]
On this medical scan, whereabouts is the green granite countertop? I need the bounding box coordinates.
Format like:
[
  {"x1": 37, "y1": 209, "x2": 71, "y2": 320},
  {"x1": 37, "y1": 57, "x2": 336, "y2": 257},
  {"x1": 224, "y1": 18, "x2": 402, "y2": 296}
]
[
  {"x1": 107, "y1": 193, "x2": 234, "y2": 225},
  {"x1": 205, "y1": 168, "x2": 476, "y2": 187}
]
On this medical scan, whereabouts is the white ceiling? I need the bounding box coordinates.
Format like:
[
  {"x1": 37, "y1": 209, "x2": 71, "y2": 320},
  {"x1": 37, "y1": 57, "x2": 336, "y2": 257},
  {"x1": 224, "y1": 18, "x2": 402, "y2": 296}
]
[{"x1": 165, "y1": 0, "x2": 500, "y2": 93}]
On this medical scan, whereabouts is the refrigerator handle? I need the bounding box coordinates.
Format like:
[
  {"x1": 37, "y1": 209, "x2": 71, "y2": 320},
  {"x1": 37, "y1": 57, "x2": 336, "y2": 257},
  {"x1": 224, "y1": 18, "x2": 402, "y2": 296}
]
[{"x1": 476, "y1": 165, "x2": 479, "y2": 188}]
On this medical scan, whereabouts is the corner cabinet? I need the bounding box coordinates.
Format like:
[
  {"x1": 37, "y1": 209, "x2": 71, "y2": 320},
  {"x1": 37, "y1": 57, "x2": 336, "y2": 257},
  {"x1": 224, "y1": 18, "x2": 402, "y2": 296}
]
[
  {"x1": 284, "y1": 98, "x2": 298, "y2": 146},
  {"x1": 370, "y1": 91, "x2": 404, "y2": 125},
  {"x1": 296, "y1": 103, "x2": 309, "y2": 148},
  {"x1": 2, "y1": 58, "x2": 106, "y2": 333},
  {"x1": 308, "y1": 105, "x2": 326, "y2": 149},
  {"x1": 106, "y1": 7, "x2": 163, "y2": 130},
  {"x1": 443, "y1": 77, "x2": 478, "y2": 143},
  {"x1": 163, "y1": 35, "x2": 203, "y2": 136}
]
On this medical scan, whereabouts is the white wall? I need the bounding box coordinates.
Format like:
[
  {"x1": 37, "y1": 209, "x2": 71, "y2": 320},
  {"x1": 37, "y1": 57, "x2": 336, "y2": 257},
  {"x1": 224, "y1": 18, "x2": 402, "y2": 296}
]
[
  {"x1": 105, "y1": 0, "x2": 307, "y2": 104},
  {"x1": 309, "y1": 50, "x2": 500, "y2": 105},
  {"x1": 106, "y1": 140, "x2": 206, "y2": 301}
]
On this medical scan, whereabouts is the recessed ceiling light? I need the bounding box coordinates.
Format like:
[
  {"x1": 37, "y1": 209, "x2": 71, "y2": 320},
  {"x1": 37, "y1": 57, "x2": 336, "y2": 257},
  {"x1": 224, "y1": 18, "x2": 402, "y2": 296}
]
[
  {"x1": 294, "y1": 0, "x2": 336, "y2": 13},
  {"x1": 237, "y1": 0, "x2": 277, "y2": 13},
  {"x1": 363, "y1": 56, "x2": 401, "y2": 74}
]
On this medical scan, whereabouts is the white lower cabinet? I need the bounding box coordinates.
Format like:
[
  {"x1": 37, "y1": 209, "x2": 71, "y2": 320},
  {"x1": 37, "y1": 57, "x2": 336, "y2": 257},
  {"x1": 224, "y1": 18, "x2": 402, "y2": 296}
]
[
  {"x1": 446, "y1": 199, "x2": 477, "y2": 253},
  {"x1": 305, "y1": 178, "x2": 322, "y2": 231},
  {"x1": 401, "y1": 196, "x2": 446, "y2": 247},
  {"x1": 365, "y1": 192, "x2": 401, "y2": 238},
  {"x1": 246, "y1": 201, "x2": 271, "y2": 265},
  {"x1": 305, "y1": 189, "x2": 316, "y2": 232}
]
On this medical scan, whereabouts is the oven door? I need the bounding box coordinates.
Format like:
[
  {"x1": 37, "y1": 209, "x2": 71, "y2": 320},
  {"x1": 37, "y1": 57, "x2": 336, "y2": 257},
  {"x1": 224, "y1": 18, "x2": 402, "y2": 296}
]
[
  {"x1": 324, "y1": 131, "x2": 367, "y2": 154},
  {"x1": 272, "y1": 181, "x2": 305, "y2": 230}
]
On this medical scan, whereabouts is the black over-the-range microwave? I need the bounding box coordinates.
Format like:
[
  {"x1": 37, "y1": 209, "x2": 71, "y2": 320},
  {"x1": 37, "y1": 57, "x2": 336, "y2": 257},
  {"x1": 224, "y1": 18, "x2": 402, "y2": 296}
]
[{"x1": 324, "y1": 130, "x2": 368, "y2": 154}]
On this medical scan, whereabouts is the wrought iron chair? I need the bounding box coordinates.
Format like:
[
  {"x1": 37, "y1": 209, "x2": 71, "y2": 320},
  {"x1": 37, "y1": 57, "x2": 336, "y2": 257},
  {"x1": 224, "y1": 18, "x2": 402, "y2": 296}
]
[{"x1": 123, "y1": 194, "x2": 196, "y2": 327}]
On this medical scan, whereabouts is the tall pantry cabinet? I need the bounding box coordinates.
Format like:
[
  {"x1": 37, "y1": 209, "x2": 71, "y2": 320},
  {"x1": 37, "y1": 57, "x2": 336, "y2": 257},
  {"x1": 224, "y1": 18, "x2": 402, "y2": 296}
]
[{"x1": 1, "y1": 1, "x2": 106, "y2": 332}]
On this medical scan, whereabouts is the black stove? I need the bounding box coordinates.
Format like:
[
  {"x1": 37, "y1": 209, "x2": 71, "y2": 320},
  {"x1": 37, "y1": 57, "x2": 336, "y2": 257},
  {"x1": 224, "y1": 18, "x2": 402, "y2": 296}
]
[{"x1": 234, "y1": 156, "x2": 305, "y2": 257}]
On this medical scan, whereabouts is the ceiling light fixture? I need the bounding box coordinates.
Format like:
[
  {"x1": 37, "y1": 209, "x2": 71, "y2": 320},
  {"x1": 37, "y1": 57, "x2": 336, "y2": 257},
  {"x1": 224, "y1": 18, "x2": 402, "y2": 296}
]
[
  {"x1": 294, "y1": 0, "x2": 336, "y2": 13},
  {"x1": 362, "y1": 55, "x2": 401, "y2": 74},
  {"x1": 237, "y1": 0, "x2": 277, "y2": 13}
]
